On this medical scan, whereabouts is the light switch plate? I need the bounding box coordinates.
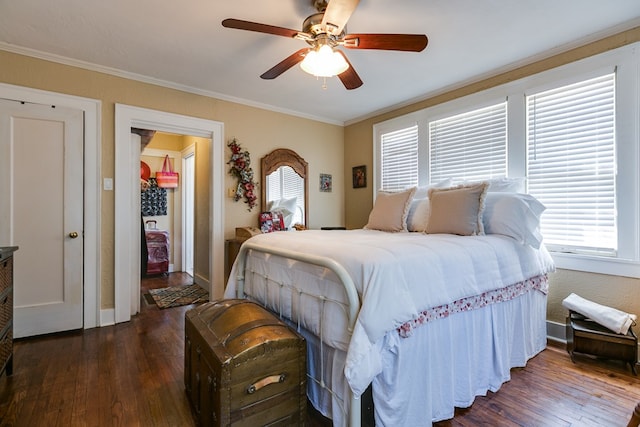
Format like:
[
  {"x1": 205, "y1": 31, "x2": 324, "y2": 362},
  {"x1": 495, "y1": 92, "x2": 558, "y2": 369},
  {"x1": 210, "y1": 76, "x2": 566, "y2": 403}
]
[{"x1": 104, "y1": 177, "x2": 113, "y2": 191}]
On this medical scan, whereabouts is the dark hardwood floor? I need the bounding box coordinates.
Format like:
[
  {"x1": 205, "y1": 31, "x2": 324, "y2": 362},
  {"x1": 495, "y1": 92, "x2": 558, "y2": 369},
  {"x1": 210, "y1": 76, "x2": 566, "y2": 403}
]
[{"x1": 0, "y1": 272, "x2": 638, "y2": 426}]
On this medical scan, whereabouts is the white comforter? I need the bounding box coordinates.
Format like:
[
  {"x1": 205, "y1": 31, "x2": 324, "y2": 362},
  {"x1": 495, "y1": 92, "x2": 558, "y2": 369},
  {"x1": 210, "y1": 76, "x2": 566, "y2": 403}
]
[{"x1": 225, "y1": 229, "x2": 555, "y2": 396}]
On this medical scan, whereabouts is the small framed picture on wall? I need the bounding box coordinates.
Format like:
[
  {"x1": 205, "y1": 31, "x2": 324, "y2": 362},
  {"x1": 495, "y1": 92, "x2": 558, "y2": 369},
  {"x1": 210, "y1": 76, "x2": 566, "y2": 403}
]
[
  {"x1": 320, "y1": 173, "x2": 332, "y2": 192},
  {"x1": 352, "y1": 165, "x2": 366, "y2": 189}
]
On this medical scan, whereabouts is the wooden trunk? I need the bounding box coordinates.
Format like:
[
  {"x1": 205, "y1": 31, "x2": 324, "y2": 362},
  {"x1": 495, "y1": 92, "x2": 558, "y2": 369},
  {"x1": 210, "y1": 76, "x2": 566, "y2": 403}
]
[{"x1": 184, "y1": 299, "x2": 306, "y2": 426}]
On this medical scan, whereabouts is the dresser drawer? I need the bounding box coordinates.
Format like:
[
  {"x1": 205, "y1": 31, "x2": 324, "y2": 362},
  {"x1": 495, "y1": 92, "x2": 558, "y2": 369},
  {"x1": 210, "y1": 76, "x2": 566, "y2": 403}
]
[
  {"x1": 0, "y1": 290, "x2": 12, "y2": 330},
  {"x1": 0, "y1": 256, "x2": 11, "y2": 295}
]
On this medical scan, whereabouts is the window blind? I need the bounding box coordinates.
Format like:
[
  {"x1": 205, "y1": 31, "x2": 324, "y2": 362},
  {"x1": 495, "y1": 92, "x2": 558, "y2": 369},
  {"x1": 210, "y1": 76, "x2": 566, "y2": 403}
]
[
  {"x1": 429, "y1": 102, "x2": 507, "y2": 183},
  {"x1": 267, "y1": 169, "x2": 282, "y2": 200},
  {"x1": 526, "y1": 73, "x2": 616, "y2": 253},
  {"x1": 380, "y1": 125, "x2": 419, "y2": 191}
]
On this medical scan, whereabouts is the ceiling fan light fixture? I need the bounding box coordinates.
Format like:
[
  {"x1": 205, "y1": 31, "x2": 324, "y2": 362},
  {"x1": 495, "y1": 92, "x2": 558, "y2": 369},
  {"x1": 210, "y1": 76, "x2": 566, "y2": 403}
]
[{"x1": 300, "y1": 44, "x2": 349, "y2": 77}]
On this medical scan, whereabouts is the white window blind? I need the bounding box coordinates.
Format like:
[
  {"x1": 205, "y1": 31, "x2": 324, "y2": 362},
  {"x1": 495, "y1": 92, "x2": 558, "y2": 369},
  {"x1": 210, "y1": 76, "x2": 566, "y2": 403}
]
[
  {"x1": 526, "y1": 73, "x2": 616, "y2": 254},
  {"x1": 429, "y1": 102, "x2": 507, "y2": 182},
  {"x1": 380, "y1": 125, "x2": 419, "y2": 191}
]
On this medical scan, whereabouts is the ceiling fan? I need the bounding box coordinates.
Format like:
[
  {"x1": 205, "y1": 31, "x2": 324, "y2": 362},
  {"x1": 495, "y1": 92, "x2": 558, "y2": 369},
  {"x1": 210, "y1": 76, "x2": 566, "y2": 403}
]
[{"x1": 222, "y1": 0, "x2": 428, "y2": 90}]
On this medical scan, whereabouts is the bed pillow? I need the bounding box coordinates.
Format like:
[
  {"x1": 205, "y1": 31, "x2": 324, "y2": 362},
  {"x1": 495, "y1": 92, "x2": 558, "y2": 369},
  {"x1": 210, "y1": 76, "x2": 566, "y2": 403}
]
[
  {"x1": 413, "y1": 178, "x2": 453, "y2": 199},
  {"x1": 365, "y1": 187, "x2": 416, "y2": 232},
  {"x1": 454, "y1": 177, "x2": 526, "y2": 193},
  {"x1": 483, "y1": 192, "x2": 545, "y2": 248},
  {"x1": 425, "y1": 182, "x2": 488, "y2": 236},
  {"x1": 267, "y1": 197, "x2": 297, "y2": 229},
  {"x1": 487, "y1": 177, "x2": 526, "y2": 193},
  {"x1": 406, "y1": 198, "x2": 430, "y2": 232}
]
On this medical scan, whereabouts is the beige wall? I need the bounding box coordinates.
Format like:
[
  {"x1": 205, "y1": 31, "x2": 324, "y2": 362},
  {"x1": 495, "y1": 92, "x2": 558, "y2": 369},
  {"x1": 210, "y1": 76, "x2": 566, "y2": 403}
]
[
  {"x1": 344, "y1": 26, "x2": 640, "y2": 326},
  {"x1": 193, "y1": 136, "x2": 212, "y2": 284},
  {"x1": 3, "y1": 26, "x2": 638, "y2": 326},
  {"x1": 0, "y1": 50, "x2": 344, "y2": 309}
]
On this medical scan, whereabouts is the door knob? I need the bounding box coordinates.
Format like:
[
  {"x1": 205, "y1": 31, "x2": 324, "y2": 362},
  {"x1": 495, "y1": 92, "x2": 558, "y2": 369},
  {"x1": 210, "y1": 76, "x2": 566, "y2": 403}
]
[{"x1": 69, "y1": 231, "x2": 79, "y2": 239}]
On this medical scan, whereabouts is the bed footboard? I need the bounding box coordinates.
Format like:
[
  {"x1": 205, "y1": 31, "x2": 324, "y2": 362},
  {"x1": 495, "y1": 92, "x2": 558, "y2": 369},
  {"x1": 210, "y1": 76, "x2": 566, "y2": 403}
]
[{"x1": 233, "y1": 240, "x2": 362, "y2": 427}]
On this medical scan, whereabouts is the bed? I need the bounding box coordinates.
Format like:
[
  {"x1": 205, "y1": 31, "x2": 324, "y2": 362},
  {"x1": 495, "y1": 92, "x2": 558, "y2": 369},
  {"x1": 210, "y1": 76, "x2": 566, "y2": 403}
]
[{"x1": 225, "y1": 185, "x2": 555, "y2": 426}]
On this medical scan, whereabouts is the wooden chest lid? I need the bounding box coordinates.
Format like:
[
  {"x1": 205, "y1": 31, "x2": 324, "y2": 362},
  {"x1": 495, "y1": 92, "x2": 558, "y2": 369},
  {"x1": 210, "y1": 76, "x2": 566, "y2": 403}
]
[{"x1": 186, "y1": 299, "x2": 303, "y2": 364}]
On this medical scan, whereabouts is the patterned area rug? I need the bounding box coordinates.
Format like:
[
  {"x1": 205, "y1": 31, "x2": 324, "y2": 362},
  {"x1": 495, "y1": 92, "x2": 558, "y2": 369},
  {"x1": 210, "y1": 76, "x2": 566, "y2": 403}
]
[{"x1": 148, "y1": 284, "x2": 208, "y2": 309}]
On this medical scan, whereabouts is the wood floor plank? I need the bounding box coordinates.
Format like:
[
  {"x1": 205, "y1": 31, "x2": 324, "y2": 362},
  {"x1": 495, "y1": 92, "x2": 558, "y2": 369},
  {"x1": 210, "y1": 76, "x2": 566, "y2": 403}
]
[{"x1": 0, "y1": 272, "x2": 638, "y2": 426}]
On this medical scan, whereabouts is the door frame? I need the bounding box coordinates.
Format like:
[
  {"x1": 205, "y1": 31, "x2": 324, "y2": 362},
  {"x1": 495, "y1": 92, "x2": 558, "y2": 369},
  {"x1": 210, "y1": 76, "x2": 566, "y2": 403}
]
[
  {"x1": 0, "y1": 83, "x2": 102, "y2": 330},
  {"x1": 181, "y1": 145, "x2": 196, "y2": 278},
  {"x1": 114, "y1": 104, "x2": 224, "y2": 324}
]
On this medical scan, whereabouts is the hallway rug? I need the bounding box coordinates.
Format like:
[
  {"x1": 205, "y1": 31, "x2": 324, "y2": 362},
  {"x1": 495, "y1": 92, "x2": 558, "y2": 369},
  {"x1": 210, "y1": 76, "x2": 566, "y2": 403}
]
[{"x1": 148, "y1": 284, "x2": 208, "y2": 309}]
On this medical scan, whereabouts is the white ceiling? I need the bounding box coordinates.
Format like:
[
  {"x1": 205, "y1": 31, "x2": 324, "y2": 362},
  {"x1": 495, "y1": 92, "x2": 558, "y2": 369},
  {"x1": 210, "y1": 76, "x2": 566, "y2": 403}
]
[{"x1": 1, "y1": 0, "x2": 639, "y2": 125}]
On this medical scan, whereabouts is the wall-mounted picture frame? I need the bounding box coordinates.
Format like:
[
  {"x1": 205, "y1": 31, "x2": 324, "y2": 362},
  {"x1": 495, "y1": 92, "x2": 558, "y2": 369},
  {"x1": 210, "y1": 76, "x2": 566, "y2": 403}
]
[
  {"x1": 320, "y1": 173, "x2": 332, "y2": 192},
  {"x1": 352, "y1": 165, "x2": 367, "y2": 189}
]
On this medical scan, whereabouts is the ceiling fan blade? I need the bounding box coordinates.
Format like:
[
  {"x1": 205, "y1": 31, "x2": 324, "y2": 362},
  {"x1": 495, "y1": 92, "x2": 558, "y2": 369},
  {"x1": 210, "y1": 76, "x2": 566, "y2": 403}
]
[
  {"x1": 222, "y1": 18, "x2": 299, "y2": 38},
  {"x1": 344, "y1": 34, "x2": 428, "y2": 52},
  {"x1": 336, "y1": 51, "x2": 363, "y2": 90},
  {"x1": 321, "y1": 0, "x2": 360, "y2": 36},
  {"x1": 260, "y1": 48, "x2": 311, "y2": 80}
]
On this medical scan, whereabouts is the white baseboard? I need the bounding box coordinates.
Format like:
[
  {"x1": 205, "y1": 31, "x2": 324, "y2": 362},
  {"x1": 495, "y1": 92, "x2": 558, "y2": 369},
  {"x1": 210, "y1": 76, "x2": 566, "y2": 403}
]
[
  {"x1": 100, "y1": 308, "x2": 115, "y2": 326},
  {"x1": 546, "y1": 319, "x2": 567, "y2": 345},
  {"x1": 194, "y1": 273, "x2": 210, "y2": 290}
]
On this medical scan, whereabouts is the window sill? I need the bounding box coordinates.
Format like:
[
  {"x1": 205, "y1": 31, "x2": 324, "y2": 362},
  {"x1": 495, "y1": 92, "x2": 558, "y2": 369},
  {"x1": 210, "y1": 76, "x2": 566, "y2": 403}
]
[{"x1": 551, "y1": 252, "x2": 640, "y2": 278}]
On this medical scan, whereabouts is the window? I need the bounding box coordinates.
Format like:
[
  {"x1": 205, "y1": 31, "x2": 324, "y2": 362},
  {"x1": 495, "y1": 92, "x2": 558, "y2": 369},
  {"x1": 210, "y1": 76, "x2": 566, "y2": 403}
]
[
  {"x1": 526, "y1": 74, "x2": 616, "y2": 255},
  {"x1": 380, "y1": 124, "x2": 419, "y2": 191},
  {"x1": 430, "y1": 102, "x2": 507, "y2": 182},
  {"x1": 373, "y1": 42, "x2": 640, "y2": 276}
]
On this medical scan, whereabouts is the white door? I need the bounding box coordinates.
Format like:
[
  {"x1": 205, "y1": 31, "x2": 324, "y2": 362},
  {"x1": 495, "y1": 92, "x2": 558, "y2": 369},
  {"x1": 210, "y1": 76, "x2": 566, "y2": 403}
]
[{"x1": 0, "y1": 99, "x2": 84, "y2": 338}]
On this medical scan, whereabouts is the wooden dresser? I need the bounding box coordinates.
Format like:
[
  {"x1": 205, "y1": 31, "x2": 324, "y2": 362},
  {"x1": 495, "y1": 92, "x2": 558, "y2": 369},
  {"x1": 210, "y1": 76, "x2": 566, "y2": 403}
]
[{"x1": 0, "y1": 246, "x2": 17, "y2": 378}]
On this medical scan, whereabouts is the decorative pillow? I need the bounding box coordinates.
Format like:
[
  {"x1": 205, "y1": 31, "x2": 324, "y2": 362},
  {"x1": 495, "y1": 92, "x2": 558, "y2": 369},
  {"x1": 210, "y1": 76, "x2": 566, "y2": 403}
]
[
  {"x1": 425, "y1": 182, "x2": 488, "y2": 236},
  {"x1": 483, "y1": 192, "x2": 545, "y2": 248},
  {"x1": 365, "y1": 187, "x2": 416, "y2": 232}
]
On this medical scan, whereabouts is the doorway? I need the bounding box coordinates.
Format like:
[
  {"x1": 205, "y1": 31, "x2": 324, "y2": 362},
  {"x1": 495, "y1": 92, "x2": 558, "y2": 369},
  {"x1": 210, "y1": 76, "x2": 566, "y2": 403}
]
[
  {"x1": 140, "y1": 133, "x2": 197, "y2": 278},
  {"x1": 114, "y1": 104, "x2": 225, "y2": 324}
]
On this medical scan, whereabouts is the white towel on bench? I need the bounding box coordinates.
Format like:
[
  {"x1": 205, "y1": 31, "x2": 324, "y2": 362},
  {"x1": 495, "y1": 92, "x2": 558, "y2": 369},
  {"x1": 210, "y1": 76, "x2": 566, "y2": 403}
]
[{"x1": 562, "y1": 293, "x2": 637, "y2": 335}]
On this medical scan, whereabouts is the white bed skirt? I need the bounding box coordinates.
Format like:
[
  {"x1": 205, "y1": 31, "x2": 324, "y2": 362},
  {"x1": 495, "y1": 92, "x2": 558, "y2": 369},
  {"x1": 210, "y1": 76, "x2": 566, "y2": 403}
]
[{"x1": 299, "y1": 288, "x2": 548, "y2": 426}]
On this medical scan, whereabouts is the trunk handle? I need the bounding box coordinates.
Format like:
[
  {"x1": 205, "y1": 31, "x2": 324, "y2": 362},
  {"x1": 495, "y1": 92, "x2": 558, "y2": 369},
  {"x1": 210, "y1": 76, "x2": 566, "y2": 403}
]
[{"x1": 246, "y1": 374, "x2": 286, "y2": 394}]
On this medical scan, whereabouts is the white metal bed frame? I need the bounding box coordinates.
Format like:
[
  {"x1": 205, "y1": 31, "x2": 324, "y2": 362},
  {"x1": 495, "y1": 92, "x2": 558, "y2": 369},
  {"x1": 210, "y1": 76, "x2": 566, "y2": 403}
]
[{"x1": 233, "y1": 240, "x2": 363, "y2": 427}]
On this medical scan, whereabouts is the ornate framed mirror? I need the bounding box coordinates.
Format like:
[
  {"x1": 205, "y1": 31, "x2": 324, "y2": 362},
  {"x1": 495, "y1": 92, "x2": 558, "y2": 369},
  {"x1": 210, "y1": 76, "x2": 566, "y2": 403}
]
[{"x1": 261, "y1": 148, "x2": 309, "y2": 228}]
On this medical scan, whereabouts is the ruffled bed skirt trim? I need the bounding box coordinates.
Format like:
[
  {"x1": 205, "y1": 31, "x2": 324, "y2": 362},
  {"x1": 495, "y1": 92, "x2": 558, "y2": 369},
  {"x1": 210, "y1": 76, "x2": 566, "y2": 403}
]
[{"x1": 397, "y1": 274, "x2": 549, "y2": 338}]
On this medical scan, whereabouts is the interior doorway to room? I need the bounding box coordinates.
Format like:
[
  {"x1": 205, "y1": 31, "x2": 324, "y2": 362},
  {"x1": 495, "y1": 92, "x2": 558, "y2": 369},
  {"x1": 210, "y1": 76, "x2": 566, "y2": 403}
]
[
  {"x1": 114, "y1": 104, "x2": 224, "y2": 325},
  {"x1": 139, "y1": 130, "x2": 198, "y2": 281}
]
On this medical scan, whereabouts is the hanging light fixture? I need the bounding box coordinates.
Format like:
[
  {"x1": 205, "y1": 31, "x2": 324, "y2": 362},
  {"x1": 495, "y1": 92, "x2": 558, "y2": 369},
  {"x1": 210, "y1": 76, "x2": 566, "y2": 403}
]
[{"x1": 300, "y1": 44, "x2": 349, "y2": 77}]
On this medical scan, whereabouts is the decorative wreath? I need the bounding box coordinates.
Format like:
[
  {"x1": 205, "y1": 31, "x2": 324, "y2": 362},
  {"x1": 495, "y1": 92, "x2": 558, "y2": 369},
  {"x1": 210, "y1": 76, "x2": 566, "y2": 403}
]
[{"x1": 227, "y1": 138, "x2": 258, "y2": 211}]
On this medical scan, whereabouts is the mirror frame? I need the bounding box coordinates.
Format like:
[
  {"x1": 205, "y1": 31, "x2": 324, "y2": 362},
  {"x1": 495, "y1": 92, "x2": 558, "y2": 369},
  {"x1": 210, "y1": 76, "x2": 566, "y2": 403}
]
[{"x1": 261, "y1": 148, "x2": 309, "y2": 227}]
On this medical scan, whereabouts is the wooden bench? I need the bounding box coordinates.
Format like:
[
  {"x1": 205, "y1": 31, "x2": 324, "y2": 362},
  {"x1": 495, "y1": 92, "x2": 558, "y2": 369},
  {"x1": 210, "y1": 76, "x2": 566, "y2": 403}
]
[{"x1": 566, "y1": 310, "x2": 637, "y2": 375}]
